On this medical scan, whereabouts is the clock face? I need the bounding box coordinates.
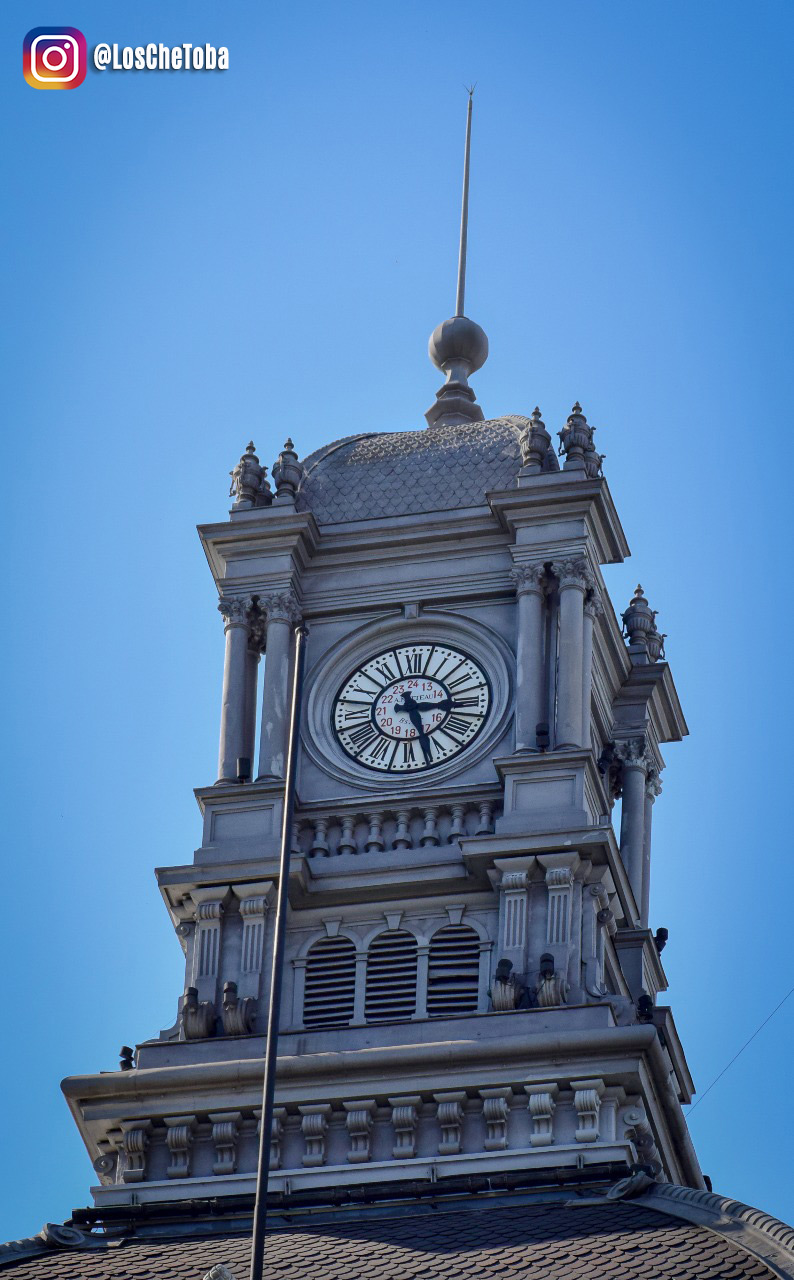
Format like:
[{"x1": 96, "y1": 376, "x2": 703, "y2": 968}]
[{"x1": 332, "y1": 643, "x2": 491, "y2": 773}]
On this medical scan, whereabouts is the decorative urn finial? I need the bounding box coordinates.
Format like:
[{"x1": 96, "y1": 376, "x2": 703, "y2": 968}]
[
  {"x1": 272, "y1": 438, "x2": 303, "y2": 505},
  {"x1": 621, "y1": 584, "x2": 664, "y2": 662},
  {"x1": 558, "y1": 403, "x2": 598, "y2": 472},
  {"x1": 229, "y1": 442, "x2": 272, "y2": 510},
  {"x1": 425, "y1": 316, "x2": 489, "y2": 428},
  {"x1": 518, "y1": 407, "x2": 552, "y2": 474}
]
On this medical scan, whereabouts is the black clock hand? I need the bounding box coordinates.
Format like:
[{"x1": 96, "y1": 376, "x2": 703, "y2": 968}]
[{"x1": 395, "y1": 693, "x2": 434, "y2": 764}]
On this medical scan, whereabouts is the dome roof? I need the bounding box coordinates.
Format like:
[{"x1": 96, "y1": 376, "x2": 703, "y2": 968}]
[
  {"x1": 3, "y1": 1186, "x2": 793, "y2": 1279},
  {"x1": 295, "y1": 416, "x2": 552, "y2": 526}
]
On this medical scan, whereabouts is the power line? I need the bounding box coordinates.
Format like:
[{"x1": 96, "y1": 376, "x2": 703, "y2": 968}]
[{"x1": 687, "y1": 983, "x2": 794, "y2": 1117}]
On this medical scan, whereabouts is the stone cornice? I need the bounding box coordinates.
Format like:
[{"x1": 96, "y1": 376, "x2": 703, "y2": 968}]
[
  {"x1": 612, "y1": 661, "x2": 688, "y2": 745},
  {"x1": 487, "y1": 474, "x2": 630, "y2": 566},
  {"x1": 198, "y1": 509, "x2": 320, "y2": 585}
]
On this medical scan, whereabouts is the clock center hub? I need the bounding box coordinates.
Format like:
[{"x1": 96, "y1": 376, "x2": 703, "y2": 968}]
[{"x1": 373, "y1": 677, "x2": 450, "y2": 740}]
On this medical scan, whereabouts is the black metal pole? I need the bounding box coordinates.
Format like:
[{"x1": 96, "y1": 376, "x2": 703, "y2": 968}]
[{"x1": 249, "y1": 622, "x2": 307, "y2": 1280}]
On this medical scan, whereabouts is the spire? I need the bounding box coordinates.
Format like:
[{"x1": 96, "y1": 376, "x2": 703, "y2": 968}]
[
  {"x1": 455, "y1": 86, "x2": 474, "y2": 318},
  {"x1": 425, "y1": 88, "x2": 489, "y2": 429}
]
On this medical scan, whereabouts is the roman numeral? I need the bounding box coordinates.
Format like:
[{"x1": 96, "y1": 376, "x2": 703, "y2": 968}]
[
  {"x1": 350, "y1": 675, "x2": 382, "y2": 695},
  {"x1": 339, "y1": 709, "x2": 369, "y2": 726},
  {"x1": 367, "y1": 736, "x2": 391, "y2": 763},
  {"x1": 453, "y1": 696, "x2": 481, "y2": 707},
  {"x1": 374, "y1": 661, "x2": 398, "y2": 683},
  {"x1": 446, "y1": 713, "x2": 474, "y2": 737},
  {"x1": 405, "y1": 651, "x2": 423, "y2": 674},
  {"x1": 446, "y1": 670, "x2": 476, "y2": 690},
  {"x1": 401, "y1": 740, "x2": 417, "y2": 765},
  {"x1": 346, "y1": 723, "x2": 378, "y2": 753}
]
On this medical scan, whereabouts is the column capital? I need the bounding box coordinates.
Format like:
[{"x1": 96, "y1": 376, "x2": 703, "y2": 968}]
[
  {"x1": 247, "y1": 611, "x2": 267, "y2": 652},
  {"x1": 552, "y1": 556, "x2": 590, "y2": 592},
  {"x1": 263, "y1": 589, "x2": 302, "y2": 625},
  {"x1": 645, "y1": 771, "x2": 663, "y2": 801},
  {"x1": 511, "y1": 562, "x2": 546, "y2": 597},
  {"x1": 584, "y1": 589, "x2": 604, "y2": 620},
  {"x1": 613, "y1": 736, "x2": 653, "y2": 772},
  {"x1": 218, "y1": 596, "x2": 253, "y2": 629}
]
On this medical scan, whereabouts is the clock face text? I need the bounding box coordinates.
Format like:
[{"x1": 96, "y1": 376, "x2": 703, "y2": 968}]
[{"x1": 333, "y1": 644, "x2": 490, "y2": 773}]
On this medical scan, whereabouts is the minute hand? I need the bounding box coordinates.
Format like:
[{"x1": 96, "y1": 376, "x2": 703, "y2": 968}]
[{"x1": 406, "y1": 698, "x2": 469, "y2": 712}]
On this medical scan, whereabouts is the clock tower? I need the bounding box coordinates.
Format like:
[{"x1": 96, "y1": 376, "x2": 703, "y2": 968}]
[{"x1": 60, "y1": 299, "x2": 706, "y2": 1205}]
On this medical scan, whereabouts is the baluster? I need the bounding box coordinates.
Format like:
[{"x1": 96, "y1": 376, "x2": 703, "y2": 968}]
[
  {"x1": 449, "y1": 804, "x2": 465, "y2": 843},
  {"x1": 476, "y1": 801, "x2": 494, "y2": 835},
  {"x1": 421, "y1": 807, "x2": 439, "y2": 846},
  {"x1": 338, "y1": 814, "x2": 356, "y2": 855},
  {"x1": 310, "y1": 816, "x2": 330, "y2": 857},
  {"x1": 394, "y1": 809, "x2": 412, "y2": 850},
  {"x1": 366, "y1": 811, "x2": 385, "y2": 853}
]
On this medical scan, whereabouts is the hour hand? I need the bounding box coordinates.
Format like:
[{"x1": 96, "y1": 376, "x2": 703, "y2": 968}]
[{"x1": 395, "y1": 696, "x2": 433, "y2": 763}]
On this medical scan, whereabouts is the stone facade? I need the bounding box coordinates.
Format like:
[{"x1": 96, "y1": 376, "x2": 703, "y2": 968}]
[{"x1": 61, "y1": 404, "x2": 701, "y2": 1210}]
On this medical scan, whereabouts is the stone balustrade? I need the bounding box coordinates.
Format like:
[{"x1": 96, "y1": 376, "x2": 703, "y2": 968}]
[{"x1": 293, "y1": 798, "x2": 501, "y2": 859}]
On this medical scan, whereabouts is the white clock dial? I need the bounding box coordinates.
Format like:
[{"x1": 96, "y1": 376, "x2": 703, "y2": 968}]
[{"x1": 332, "y1": 643, "x2": 490, "y2": 773}]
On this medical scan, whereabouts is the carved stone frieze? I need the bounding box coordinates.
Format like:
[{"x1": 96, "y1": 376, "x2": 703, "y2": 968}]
[
  {"x1": 525, "y1": 1084, "x2": 559, "y2": 1147},
  {"x1": 254, "y1": 1106, "x2": 287, "y2": 1170},
  {"x1": 572, "y1": 1079, "x2": 605, "y2": 1142},
  {"x1": 209, "y1": 1112, "x2": 241, "y2": 1176},
  {"x1": 389, "y1": 1096, "x2": 421, "y2": 1159},
  {"x1": 164, "y1": 1115, "x2": 197, "y2": 1179},
  {"x1": 299, "y1": 1104, "x2": 331, "y2": 1167},
  {"x1": 119, "y1": 1120, "x2": 152, "y2": 1184},
  {"x1": 434, "y1": 1091, "x2": 466, "y2": 1156},
  {"x1": 480, "y1": 1088, "x2": 512, "y2": 1151},
  {"x1": 344, "y1": 1100, "x2": 377, "y2": 1164}
]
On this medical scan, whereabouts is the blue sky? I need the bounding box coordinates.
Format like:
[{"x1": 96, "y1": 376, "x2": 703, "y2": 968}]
[{"x1": 1, "y1": 0, "x2": 793, "y2": 1241}]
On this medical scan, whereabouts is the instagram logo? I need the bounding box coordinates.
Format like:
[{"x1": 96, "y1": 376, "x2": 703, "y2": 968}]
[{"x1": 23, "y1": 27, "x2": 87, "y2": 89}]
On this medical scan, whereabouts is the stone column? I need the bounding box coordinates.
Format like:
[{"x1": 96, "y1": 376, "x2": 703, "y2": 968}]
[
  {"x1": 511, "y1": 563, "x2": 546, "y2": 751},
  {"x1": 581, "y1": 589, "x2": 602, "y2": 753},
  {"x1": 242, "y1": 619, "x2": 264, "y2": 778},
  {"x1": 616, "y1": 739, "x2": 650, "y2": 912},
  {"x1": 216, "y1": 598, "x2": 252, "y2": 783},
  {"x1": 257, "y1": 591, "x2": 300, "y2": 780},
  {"x1": 641, "y1": 773, "x2": 662, "y2": 927},
  {"x1": 554, "y1": 558, "x2": 589, "y2": 749}
]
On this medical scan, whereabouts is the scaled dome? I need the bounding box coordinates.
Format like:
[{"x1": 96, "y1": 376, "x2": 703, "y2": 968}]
[{"x1": 296, "y1": 416, "x2": 550, "y2": 526}]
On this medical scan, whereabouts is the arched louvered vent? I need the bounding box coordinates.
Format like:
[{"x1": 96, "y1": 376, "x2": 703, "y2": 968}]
[
  {"x1": 427, "y1": 925, "x2": 481, "y2": 1017},
  {"x1": 365, "y1": 930, "x2": 418, "y2": 1023},
  {"x1": 303, "y1": 935, "x2": 356, "y2": 1029}
]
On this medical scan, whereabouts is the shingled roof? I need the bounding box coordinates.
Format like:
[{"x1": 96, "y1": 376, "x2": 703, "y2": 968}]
[
  {"x1": 3, "y1": 1187, "x2": 794, "y2": 1280},
  {"x1": 295, "y1": 416, "x2": 538, "y2": 525}
]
